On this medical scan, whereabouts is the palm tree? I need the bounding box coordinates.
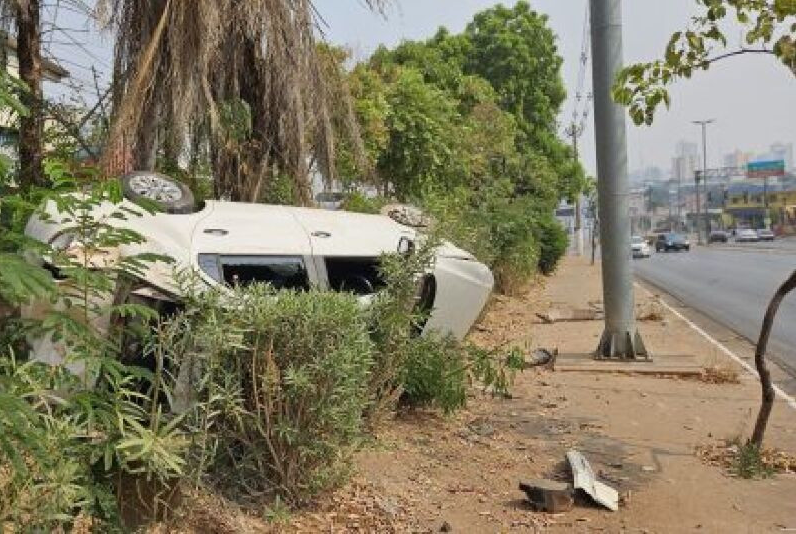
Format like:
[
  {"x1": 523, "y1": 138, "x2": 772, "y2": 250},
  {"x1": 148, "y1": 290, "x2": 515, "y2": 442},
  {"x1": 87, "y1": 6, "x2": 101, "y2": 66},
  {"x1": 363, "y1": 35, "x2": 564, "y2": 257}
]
[{"x1": 100, "y1": 0, "x2": 388, "y2": 204}]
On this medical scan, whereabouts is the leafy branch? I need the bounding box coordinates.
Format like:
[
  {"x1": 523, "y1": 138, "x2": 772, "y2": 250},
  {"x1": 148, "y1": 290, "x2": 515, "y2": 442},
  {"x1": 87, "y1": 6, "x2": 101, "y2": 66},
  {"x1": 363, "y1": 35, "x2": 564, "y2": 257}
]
[{"x1": 614, "y1": 0, "x2": 796, "y2": 126}]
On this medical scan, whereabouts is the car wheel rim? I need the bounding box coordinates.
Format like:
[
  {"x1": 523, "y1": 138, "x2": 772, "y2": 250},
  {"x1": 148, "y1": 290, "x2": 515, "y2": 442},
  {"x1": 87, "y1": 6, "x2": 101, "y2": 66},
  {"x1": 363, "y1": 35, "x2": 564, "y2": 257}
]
[{"x1": 129, "y1": 174, "x2": 183, "y2": 203}]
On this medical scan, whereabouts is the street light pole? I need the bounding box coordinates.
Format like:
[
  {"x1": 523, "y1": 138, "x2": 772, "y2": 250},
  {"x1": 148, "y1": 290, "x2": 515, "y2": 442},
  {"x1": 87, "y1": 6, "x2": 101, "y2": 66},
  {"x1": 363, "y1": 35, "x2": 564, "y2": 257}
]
[
  {"x1": 590, "y1": 0, "x2": 648, "y2": 359},
  {"x1": 694, "y1": 170, "x2": 702, "y2": 244},
  {"x1": 693, "y1": 119, "x2": 715, "y2": 244},
  {"x1": 565, "y1": 122, "x2": 585, "y2": 255}
]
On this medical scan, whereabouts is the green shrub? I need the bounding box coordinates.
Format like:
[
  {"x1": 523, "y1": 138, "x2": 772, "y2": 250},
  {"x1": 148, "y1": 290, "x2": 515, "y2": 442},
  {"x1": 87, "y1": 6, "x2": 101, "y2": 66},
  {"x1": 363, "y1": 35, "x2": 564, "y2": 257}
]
[
  {"x1": 176, "y1": 285, "x2": 374, "y2": 502},
  {"x1": 423, "y1": 183, "x2": 547, "y2": 294},
  {"x1": 341, "y1": 191, "x2": 389, "y2": 214},
  {"x1": 363, "y1": 236, "x2": 441, "y2": 422},
  {"x1": 398, "y1": 336, "x2": 526, "y2": 414},
  {"x1": 731, "y1": 438, "x2": 774, "y2": 479},
  {"x1": 534, "y1": 212, "x2": 568, "y2": 275},
  {"x1": 399, "y1": 334, "x2": 467, "y2": 414},
  {"x1": 422, "y1": 180, "x2": 569, "y2": 292},
  {"x1": 0, "y1": 175, "x2": 186, "y2": 531}
]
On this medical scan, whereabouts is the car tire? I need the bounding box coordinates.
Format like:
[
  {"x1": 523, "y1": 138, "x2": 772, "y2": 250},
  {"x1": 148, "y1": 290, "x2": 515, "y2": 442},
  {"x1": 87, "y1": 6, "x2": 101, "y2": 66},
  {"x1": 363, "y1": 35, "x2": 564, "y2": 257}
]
[{"x1": 120, "y1": 171, "x2": 196, "y2": 214}]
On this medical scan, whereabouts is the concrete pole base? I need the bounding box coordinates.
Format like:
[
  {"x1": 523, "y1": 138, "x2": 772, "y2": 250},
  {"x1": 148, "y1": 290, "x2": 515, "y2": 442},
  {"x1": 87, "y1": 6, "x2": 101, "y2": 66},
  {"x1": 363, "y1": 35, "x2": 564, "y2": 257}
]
[{"x1": 594, "y1": 329, "x2": 651, "y2": 361}]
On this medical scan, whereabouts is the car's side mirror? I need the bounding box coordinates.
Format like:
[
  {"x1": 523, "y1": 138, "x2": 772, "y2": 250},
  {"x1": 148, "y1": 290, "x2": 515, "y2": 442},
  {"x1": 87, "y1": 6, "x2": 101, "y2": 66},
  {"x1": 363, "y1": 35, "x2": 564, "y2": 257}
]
[{"x1": 397, "y1": 236, "x2": 415, "y2": 255}]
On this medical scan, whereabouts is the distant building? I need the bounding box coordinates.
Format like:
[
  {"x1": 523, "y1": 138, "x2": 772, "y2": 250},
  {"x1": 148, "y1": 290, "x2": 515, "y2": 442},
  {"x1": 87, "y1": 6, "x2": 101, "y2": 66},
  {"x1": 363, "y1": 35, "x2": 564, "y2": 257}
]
[
  {"x1": 723, "y1": 149, "x2": 753, "y2": 170},
  {"x1": 675, "y1": 140, "x2": 699, "y2": 158},
  {"x1": 629, "y1": 165, "x2": 664, "y2": 185},
  {"x1": 724, "y1": 179, "x2": 796, "y2": 232},
  {"x1": 769, "y1": 142, "x2": 794, "y2": 171},
  {"x1": 0, "y1": 34, "x2": 70, "y2": 160},
  {"x1": 671, "y1": 140, "x2": 700, "y2": 187},
  {"x1": 1, "y1": 34, "x2": 70, "y2": 83}
]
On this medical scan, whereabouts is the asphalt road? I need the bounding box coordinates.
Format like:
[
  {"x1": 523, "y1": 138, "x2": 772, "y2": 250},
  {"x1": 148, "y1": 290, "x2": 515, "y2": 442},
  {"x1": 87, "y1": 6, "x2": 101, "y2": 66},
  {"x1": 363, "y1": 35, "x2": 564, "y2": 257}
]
[{"x1": 633, "y1": 244, "x2": 796, "y2": 377}]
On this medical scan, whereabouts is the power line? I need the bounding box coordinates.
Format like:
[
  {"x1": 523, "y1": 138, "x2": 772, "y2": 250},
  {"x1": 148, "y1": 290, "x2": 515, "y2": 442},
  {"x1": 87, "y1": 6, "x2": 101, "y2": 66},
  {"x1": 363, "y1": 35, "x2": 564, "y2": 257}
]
[
  {"x1": 562, "y1": 3, "x2": 593, "y2": 140},
  {"x1": 572, "y1": 3, "x2": 590, "y2": 126}
]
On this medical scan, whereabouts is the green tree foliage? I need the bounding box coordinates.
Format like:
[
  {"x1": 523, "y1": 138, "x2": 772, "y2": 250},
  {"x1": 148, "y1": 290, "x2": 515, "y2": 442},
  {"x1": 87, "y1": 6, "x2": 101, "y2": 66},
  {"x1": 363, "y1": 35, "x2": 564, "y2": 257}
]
[
  {"x1": 378, "y1": 68, "x2": 461, "y2": 199},
  {"x1": 616, "y1": 0, "x2": 796, "y2": 126},
  {"x1": 359, "y1": 2, "x2": 584, "y2": 201},
  {"x1": 463, "y1": 2, "x2": 566, "y2": 142}
]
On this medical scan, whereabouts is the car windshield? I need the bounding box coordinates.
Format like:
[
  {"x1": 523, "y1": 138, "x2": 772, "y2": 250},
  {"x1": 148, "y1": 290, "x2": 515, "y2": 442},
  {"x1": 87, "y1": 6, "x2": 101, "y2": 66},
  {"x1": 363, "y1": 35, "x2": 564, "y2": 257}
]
[
  {"x1": 667, "y1": 233, "x2": 686, "y2": 242},
  {"x1": 631, "y1": 236, "x2": 644, "y2": 244}
]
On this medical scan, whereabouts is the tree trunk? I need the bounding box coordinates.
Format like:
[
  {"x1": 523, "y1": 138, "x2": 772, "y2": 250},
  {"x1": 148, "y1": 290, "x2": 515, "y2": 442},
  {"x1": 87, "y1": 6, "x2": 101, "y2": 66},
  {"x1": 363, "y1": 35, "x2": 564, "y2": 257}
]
[
  {"x1": 16, "y1": 0, "x2": 45, "y2": 189},
  {"x1": 133, "y1": 95, "x2": 159, "y2": 170},
  {"x1": 750, "y1": 270, "x2": 796, "y2": 447}
]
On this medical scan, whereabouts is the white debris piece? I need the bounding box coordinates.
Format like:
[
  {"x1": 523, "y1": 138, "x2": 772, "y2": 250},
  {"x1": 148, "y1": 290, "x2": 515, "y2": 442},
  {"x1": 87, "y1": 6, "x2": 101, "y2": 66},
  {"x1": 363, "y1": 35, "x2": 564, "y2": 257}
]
[{"x1": 566, "y1": 449, "x2": 619, "y2": 512}]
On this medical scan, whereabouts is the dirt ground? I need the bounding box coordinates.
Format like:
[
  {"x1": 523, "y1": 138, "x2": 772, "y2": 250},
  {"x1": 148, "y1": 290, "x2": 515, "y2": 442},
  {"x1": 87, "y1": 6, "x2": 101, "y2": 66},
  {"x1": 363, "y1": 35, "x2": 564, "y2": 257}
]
[{"x1": 176, "y1": 257, "x2": 796, "y2": 533}]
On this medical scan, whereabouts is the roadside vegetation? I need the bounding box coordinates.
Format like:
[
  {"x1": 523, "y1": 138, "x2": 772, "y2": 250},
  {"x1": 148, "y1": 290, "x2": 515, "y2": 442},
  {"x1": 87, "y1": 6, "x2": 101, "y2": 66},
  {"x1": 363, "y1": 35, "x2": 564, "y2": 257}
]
[
  {"x1": 0, "y1": 1, "x2": 578, "y2": 530},
  {"x1": 332, "y1": 3, "x2": 580, "y2": 291}
]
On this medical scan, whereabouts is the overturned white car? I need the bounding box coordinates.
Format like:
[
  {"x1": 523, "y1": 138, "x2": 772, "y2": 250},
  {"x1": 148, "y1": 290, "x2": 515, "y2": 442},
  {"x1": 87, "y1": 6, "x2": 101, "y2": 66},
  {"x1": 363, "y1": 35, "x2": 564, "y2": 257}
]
[{"x1": 23, "y1": 173, "x2": 494, "y2": 367}]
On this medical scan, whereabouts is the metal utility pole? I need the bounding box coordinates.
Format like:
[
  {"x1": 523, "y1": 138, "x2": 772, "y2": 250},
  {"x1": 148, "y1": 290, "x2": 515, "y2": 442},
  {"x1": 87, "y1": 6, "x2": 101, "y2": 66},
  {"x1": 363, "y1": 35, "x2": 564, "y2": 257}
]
[
  {"x1": 763, "y1": 176, "x2": 770, "y2": 229},
  {"x1": 565, "y1": 122, "x2": 585, "y2": 255},
  {"x1": 703, "y1": 168, "x2": 710, "y2": 237},
  {"x1": 590, "y1": 0, "x2": 648, "y2": 359},
  {"x1": 693, "y1": 119, "x2": 714, "y2": 243},
  {"x1": 677, "y1": 175, "x2": 682, "y2": 231},
  {"x1": 694, "y1": 171, "x2": 703, "y2": 244}
]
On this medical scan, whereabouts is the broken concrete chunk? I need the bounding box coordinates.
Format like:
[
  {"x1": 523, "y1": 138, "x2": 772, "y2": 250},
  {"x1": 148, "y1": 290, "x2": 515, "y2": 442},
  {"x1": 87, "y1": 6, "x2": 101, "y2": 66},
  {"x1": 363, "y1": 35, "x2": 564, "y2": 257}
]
[
  {"x1": 537, "y1": 308, "x2": 603, "y2": 323},
  {"x1": 518, "y1": 479, "x2": 575, "y2": 513},
  {"x1": 567, "y1": 449, "x2": 619, "y2": 511},
  {"x1": 526, "y1": 348, "x2": 557, "y2": 368}
]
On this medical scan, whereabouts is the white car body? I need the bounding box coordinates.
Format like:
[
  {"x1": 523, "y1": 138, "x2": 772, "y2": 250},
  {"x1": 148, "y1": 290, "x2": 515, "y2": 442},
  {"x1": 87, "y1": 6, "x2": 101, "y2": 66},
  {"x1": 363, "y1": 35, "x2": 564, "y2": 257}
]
[
  {"x1": 24, "y1": 200, "x2": 494, "y2": 363},
  {"x1": 630, "y1": 236, "x2": 651, "y2": 258},
  {"x1": 736, "y1": 228, "x2": 759, "y2": 243}
]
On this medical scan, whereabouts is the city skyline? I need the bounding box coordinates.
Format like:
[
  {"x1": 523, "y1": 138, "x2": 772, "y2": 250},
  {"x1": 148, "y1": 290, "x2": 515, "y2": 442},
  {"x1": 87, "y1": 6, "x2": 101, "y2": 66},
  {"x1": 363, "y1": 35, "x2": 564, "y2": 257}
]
[{"x1": 631, "y1": 140, "x2": 795, "y2": 184}]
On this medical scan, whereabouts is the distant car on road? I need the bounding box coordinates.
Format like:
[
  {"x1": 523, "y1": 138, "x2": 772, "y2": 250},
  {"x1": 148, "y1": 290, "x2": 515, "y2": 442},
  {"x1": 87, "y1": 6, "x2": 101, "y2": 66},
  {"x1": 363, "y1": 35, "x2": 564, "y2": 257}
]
[
  {"x1": 757, "y1": 228, "x2": 775, "y2": 241},
  {"x1": 736, "y1": 228, "x2": 760, "y2": 243},
  {"x1": 655, "y1": 233, "x2": 690, "y2": 252},
  {"x1": 631, "y1": 235, "x2": 651, "y2": 258},
  {"x1": 708, "y1": 230, "x2": 729, "y2": 243}
]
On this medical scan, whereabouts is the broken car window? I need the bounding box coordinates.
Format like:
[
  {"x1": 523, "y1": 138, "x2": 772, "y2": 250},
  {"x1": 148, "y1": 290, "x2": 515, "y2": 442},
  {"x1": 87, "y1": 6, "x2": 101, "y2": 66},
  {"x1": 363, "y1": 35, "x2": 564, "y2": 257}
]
[
  {"x1": 325, "y1": 257, "x2": 386, "y2": 295},
  {"x1": 198, "y1": 254, "x2": 309, "y2": 290}
]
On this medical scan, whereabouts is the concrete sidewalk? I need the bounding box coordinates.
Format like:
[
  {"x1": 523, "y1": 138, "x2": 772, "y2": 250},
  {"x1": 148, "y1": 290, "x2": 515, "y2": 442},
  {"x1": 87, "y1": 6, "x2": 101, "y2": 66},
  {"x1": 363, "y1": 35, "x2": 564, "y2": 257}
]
[{"x1": 348, "y1": 257, "x2": 796, "y2": 533}]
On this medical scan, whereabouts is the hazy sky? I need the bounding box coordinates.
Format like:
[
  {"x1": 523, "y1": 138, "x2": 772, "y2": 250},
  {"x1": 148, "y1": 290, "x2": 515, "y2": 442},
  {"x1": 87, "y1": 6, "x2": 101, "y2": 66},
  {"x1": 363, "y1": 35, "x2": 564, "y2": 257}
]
[{"x1": 314, "y1": 0, "x2": 796, "y2": 176}]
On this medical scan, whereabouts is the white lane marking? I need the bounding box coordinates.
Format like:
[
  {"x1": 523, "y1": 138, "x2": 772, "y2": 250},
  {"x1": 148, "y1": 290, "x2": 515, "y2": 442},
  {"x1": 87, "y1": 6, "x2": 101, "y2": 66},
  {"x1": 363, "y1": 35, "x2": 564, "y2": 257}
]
[{"x1": 635, "y1": 282, "x2": 796, "y2": 411}]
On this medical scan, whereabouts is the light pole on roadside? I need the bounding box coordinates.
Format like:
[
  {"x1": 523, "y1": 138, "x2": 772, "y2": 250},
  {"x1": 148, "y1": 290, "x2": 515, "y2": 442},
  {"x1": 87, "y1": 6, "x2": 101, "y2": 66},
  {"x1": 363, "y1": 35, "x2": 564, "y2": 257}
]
[
  {"x1": 565, "y1": 121, "x2": 585, "y2": 255},
  {"x1": 590, "y1": 0, "x2": 648, "y2": 360},
  {"x1": 693, "y1": 119, "x2": 715, "y2": 244}
]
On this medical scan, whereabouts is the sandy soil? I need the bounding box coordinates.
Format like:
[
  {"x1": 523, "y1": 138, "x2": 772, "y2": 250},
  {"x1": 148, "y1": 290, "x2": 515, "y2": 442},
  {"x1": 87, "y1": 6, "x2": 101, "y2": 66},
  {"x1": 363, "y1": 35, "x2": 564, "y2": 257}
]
[{"x1": 172, "y1": 257, "x2": 796, "y2": 533}]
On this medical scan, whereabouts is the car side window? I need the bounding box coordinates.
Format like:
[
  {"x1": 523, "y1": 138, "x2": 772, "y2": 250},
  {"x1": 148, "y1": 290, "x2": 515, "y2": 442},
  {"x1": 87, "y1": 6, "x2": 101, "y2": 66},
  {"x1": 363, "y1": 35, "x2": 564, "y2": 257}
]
[
  {"x1": 324, "y1": 257, "x2": 386, "y2": 295},
  {"x1": 198, "y1": 254, "x2": 309, "y2": 290}
]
